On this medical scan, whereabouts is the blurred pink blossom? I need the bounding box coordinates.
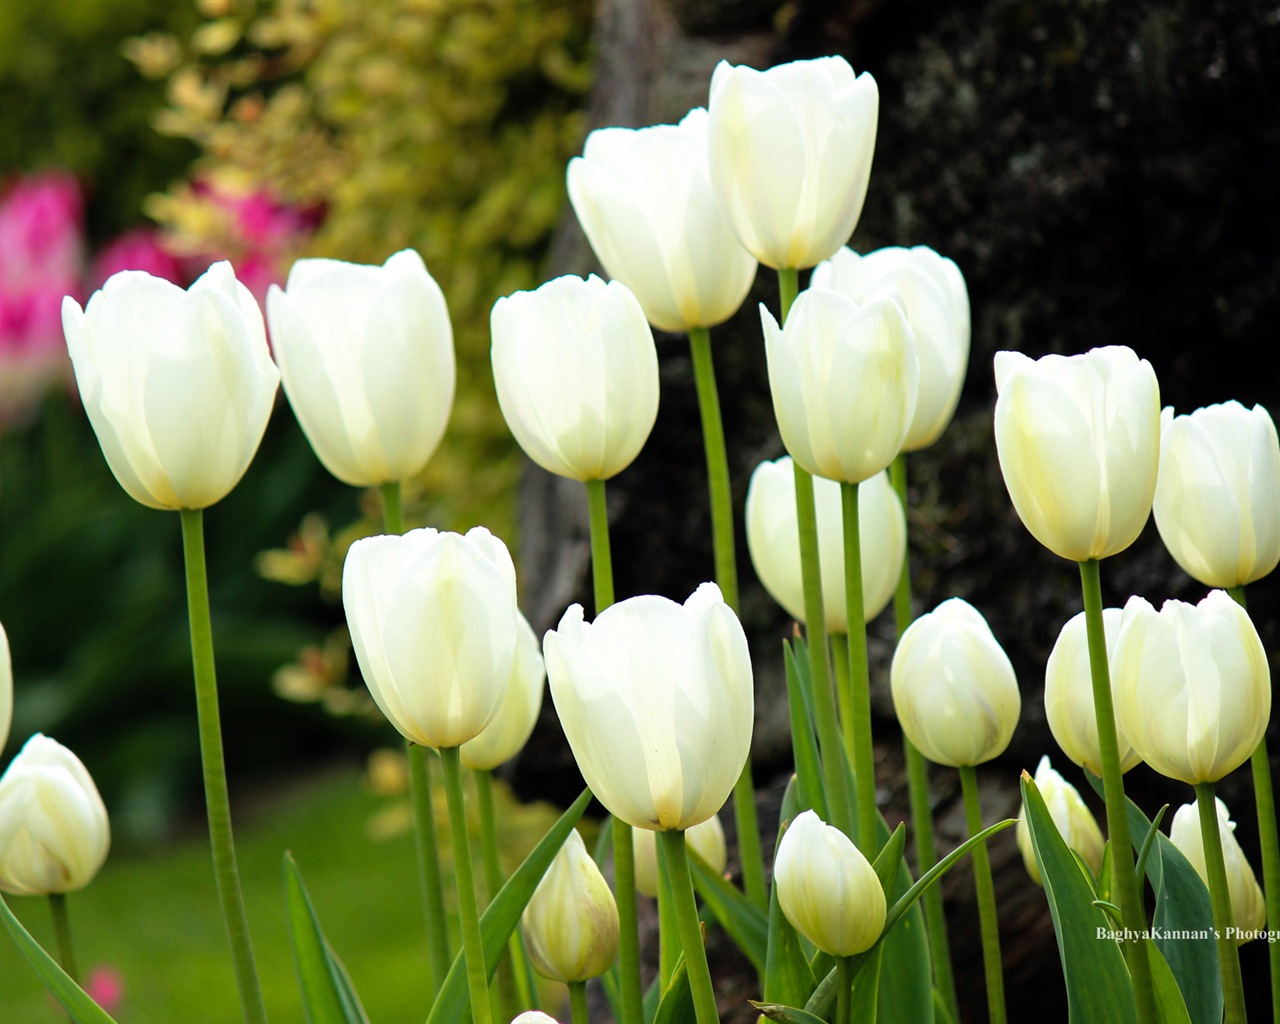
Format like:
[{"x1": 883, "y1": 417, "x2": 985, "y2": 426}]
[
  {"x1": 84, "y1": 965, "x2": 124, "y2": 1013},
  {"x1": 91, "y1": 227, "x2": 186, "y2": 289}
]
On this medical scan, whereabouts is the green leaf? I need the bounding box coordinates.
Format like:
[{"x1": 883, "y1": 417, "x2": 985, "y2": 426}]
[
  {"x1": 0, "y1": 893, "x2": 117, "y2": 1024},
  {"x1": 932, "y1": 986, "x2": 958, "y2": 1024},
  {"x1": 689, "y1": 846, "x2": 766, "y2": 972},
  {"x1": 750, "y1": 1001, "x2": 829, "y2": 1024},
  {"x1": 1134, "y1": 805, "x2": 1169, "y2": 886},
  {"x1": 764, "y1": 787, "x2": 817, "y2": 1011},
  {"x1": 784, "y1": 638, "x2": 826, "y2": 820},
  {"x1": 284, "y1": 852, "x2": 371, "y2": 1024},
  {"x1": 1020, "y1": 773, "x2": 1137, "y2": 1023},
  {"x1": 851, "y1": 947, "x2": 883, "y2": 1024},
  {"x1": 1150, "y1": 943, "x2": 1194, "y2": 1024},
  {"x1": 653, "y1": 955, "x2": 694, "y2": 1024},
  {"x1": 870, "y1": 824, "x2": 906, "y2": 895},
  {"x1": 426, "y1": 787, "x2": 593, "y2": 1024}
]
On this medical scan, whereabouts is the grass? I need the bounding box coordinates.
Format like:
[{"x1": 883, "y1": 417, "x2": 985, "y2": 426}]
[{"x1": 0, "y1": 761, "x2": 563, "y2": 1024}]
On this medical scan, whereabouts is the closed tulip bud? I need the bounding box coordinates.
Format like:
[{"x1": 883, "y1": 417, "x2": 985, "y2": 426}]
[
  {"x1": 0, "y1": 624, "x2": 10, "y2": 755},
  {"x1": 631, "y1": 813, "x2": 727, "y2": 899},
  {"x1": 0, "y1": 734, "x2": 110, "y2": 895},
  {"x1": 1016, "y1": 756, "x2": 1105, "y2": 886},
  {"x1": 459, "y1": 612, "x2": 545, "y2": 771},
  {"x1": 774, "y1": 809, "x2": 885, "y2": 956},
  {"x1": 1044, "y1": 608, "x2": 1142, "y2": 777},
  {"x1": 544, "y1": 583, "x2": 753, "y2": 831},
  {"x1": 707, "y1": 57, "x2": 878, "y2": 270},
  {"x1": 762, "y1": 288, "x2": 919, "y2": 484},
  {"x1": 745, "y1": 456, "x2": 905, "y2": 633},
  {"x1": 1170, "y1": 798, "x2": 1266, "y2": 942},
  {"x1": 491, "y1": 275, "x2": 659, "y2": 482},
  {"x1": 567, "y1": 109, "x2": 757, "y2": 333},
  {"x1": 61, "y1": 262, "x2": 279, "y2": 510},
  {"x1": 522, "y1": 830, "x2": 618, "y2": 982},
  {"x1": 1113, "y1": 591, "x2": 1270, "y2": 785},
  {"x1": 994, "y1": 347, "x2": 1160, "y2": 562},
  {"x1": 266, "y1": 250, "x2": 455, "y2": 487},
  {"x1": 342, "y1": 527, "x2": 519, "y2": 750},
  {"x1": 511, "y1": 1014, "x2": 562, "y2": 1024},
  {"x1": 812, "y1": 245, "x2": 969, "y2": 451},
  {"x1": 1154, "y1": 401, "x2": 1280, "y2": 589},
  {"x1": 891, "y1": 598, "x2": 1020, "y2": 767}
]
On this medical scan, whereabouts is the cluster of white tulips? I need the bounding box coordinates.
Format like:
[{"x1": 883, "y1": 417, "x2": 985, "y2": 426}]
[{"x1": 1, "y1": 45, "x2": 1278, "y2": 1024}]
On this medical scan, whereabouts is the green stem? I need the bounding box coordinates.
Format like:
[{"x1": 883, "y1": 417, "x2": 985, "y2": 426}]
[
  {"x1": 778, "y1": 267, "x2": 799, "y2": 323},
  {"x1": 660, "y1": 830, "x2": 718, "y2": 1024},
  {"x1": 959, "y1": 766, "x2": 1007, "y2": 1024},
  {"x1": 1229, "y1": 585, "x2": 1280, "y2": 1021},
  {"x1": 830, "y1": 633, "x2": 854, "y2": 772},
  {"x1": 439, "y1": 746, "x2": 492, "y2": 1024},
  {"x1": 687, "y1": 325, "x2": 767, "y2": 916},
  {"x1": 794, "y1": 462, "x2": 853, "y2": 838},
  {"x1": 475, "y1": 769, "x2": 520, "y2": 1021},
  {"x1": 569, "y1": 981, "x2": 590, "y2": 1024},
  {"x1": 48, "y1": 894, "x2": 77, "y2": 985},
  {"x1": 379, "y1": 480, "x2": 404, "y2": 534},
  {"x1": 1078, "y1": 559, "x2": 1157, "y2": 1024},
  {"x1": 655, "y1": 830, "x2": 681, "y2": 985},
  {"x1": 840, "y1": 481, "x2": 877, "y2": 856},
  {"x1": 408, "y1": 744, "x2": 451, "y2": 995},
  {"x1": 584, "y1": 479, "x2": 614, "y2": 612},
  {"x1": 179, "y1": 508, "x2": 266, "y2": 1024},
  {"x1": 891, "y1": 455, "x2": 960, "y2": 1021},
  {"x1": 836, "y1": 954, "x2": 854, "y2": 1024},
  {"x1": 1195, "y1": 782, "x2": 1248, "y2": 1024}
]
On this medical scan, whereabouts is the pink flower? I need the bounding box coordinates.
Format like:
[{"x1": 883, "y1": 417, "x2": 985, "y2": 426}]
[
  {"x1": 90, "y1": 228, "x2": 186, "y2": 289},
  {"x1": 84, "y1": 966, "x2": 124, "y2": 1013}
]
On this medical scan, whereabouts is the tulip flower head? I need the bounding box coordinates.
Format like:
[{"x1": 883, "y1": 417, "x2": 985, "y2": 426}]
[
  {"x1": 812, "y1": 245, "x2": 969, "y2": 451},
  {"x1": 890, "y1": 598, "x2": 1020, "y2": 767},
  {"x1": 994, "y1": 346, "x2": 1160, "y2": 562},
  {"x1": 773, "y1": 809, "x2": 885, "y2": 956},
  {"x1": 1113, "y1": 591, "x2": 1270, "y2": 785},
  {"x1": 267, "y1": 250, "x2": 456, "y2": 487},
  {"x1": 1170, "y1": 797, "x2": 1266, "y2": 943},
  {"x1": 62, "y1": 262, "x2": 280, "y2": 510},
  {"x1": 707, "y1": 56, "x2": 879, "y2": 270},
  {"x1": 762, "y1": 287, "x2": 918, "y2": 484},
  {"x1": 568, "y1": 109, "x2": 757, "y2": 333},
  {"x1": 632, "y1": 813, "x2": 727, "y2": 899},
  {"x1": 745, "y1": 457, "x2": 905, "y2": 633},
  {"x1": 342, "y1": 527, "x2": 519, "y2": 750},
  {"x1": 0, "y1": 734, "x2": 110, "y2": 896},
  {"x1": 1016, "y1": 756, "x2": 1105, "y2": 886},
  {"x1": 521, "y1": 829, "x2": 619, "y2": 982},
  {"x1": 1154, "y1": 401, "x2": 1280, "y2": 589},
  {"x1": 1044, "y1": 608, "x2": 1142, "y2": 776},
  {"x1": 491, "y1": 275, "x2": 659, "y2": 482},
  {"x1": 459, "y1": 611, "x2": 545, "y2": 771},
  {"x1": 544, "y1": 582, "x2": 753, "y2": 831},
  {"x1": 511, "y1": 1014, "x2": 562, "y2": 1024}
]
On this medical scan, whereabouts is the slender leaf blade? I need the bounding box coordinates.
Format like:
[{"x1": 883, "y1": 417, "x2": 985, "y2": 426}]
[
  {"x1": 689, "y1": 846, "x2": 766, "y2": 972},
  {"x1": 284, "y1": 852, "x2": 370, "y2": 1024}
]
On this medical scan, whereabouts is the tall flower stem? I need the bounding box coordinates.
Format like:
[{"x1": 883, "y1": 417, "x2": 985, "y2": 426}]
[
  {"x1": 959, "y1": 765, "x2": 1006, "y2": 1024},
  {"x1": 1195, "y1": 782, "x2": 1248, "y2": 1024},
  {"x1": 179, "y1": 508, "x2": 266, "y2": 1024},
  {"x1": 381, "y1": 481, "x2": 451, "y2": 995},
  {"x1": 1229, "y1": 584, "x2": 1280, "y2": 1020},
  {"x1": 836, "y1": 955, "x2": 854, "y2": 1024},
  {"x1": 475, "y1": 769, "x2": 526, "y2": 1020},
  {"x1": 1078, "y1": 558, "x2": 1157, "y2": 1024},
  {"x1": 439, "y1": 745, "x2": 492, "y2": 1024},
  {"x1": 583, "y1": 478, "x2": 642, "y2": 1024},
  {"x1": 840, "y1": 480, "x2": 877, "y2": 856},
  {"x1": 660, "y1": 829, "x2": 718, "y2": 1024},
  {"x1": 569, "y1": 981, "x2": 590, "y2": 1024},
  {"x1": 48, "y1": 894, "x2": 77, "y2": 984},
  {"x1": 890, "y1": 455, "x2": 959, "y2": 1020},
  {"x1": 687, "y1": 324, "x2": 766, "y2": 914}
]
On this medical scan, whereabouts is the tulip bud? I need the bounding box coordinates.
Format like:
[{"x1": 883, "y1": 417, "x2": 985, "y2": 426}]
[
  {"x1": 511, "y1": 1014, "x2": 562, "y2": 1024},
  {"x1": 0, "y1": 623, "x2": 10, "y2": 755},
  {"x1": 707, "y1": 57, "x2": 879, "y2": 270},
  {"x1": 1044, "y1": 608, "x2": 1141, "y2": 777},
  {"x1": 342, "y1": 527, "x2": 519, "y2": 750},
  {"x1": 1154, "y1": 401, "x2": 1280, "y2": 589},
  {"x1": 544, "y1": 583, "x2": 753, "y2": 832},
  {"x1": 490, "y1": 275, "x2": 659, "y2": 482},
  {"x1": 1113, "y1": 591, "x2": 1270, "y2": 785},
  {"x1": 890, "y1": 598, "x2": 1020, "y2": 767},
  {"x1": 812, "y1": 245, "x2": 970, "y2": 451},
  {"x1": 1016, "y1": 756, "x2": 1105, "y2": 886},
  {"x1": 459, "y1": 612, "x2": 545, "y2": 771},
  {"x1": 1170, "y1": 798, "x2": 1266, "y2": 943},
  {"x1": 745, "y1": 457, "x2": 905, "y2": 633},
  {"x1": 762, "y1": 288, "x2": 919, "y2": 484},
  {"x1": 0, "y1": 734, "x2": 110, "y2": 895},
  {"x1": 521, "y1": 830, "x2": 619, "y2": 983},
  {"x1": 774, "y1": 809, "x2": 885, "y2": 956},
  {"x1": 994, "y1": 346, "x2": 1160, "y2": 562},
  {"x1": 266, "y1": 250, "x2": 456, "y2": 488},
  {"x1": 632, "y1": 813, "x2": 727, "y2": 899},
  {"x1": 567, "y1": 109, "x2": 757, "y2": 333},
  {"x1": 61, "y1": 262, "x2": 279, "y2": 510}
]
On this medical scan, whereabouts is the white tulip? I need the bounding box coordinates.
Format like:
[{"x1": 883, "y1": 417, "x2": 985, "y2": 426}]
[
  {"x1": 459, "y1": 612, "x2": 545, "y2": 771},
  {"x1": 522, "y1": 829, "x2": 618, "y2": 982},
  {"x1": 1170, "y1": 798, "x2": 1266, "y2": 943},
  {"x1": 1016, "y1": 756, "x2": 1105, "y2": 886},
  {"x1": 632, "y1": 813, "x2": 727, "y2": 899}
]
